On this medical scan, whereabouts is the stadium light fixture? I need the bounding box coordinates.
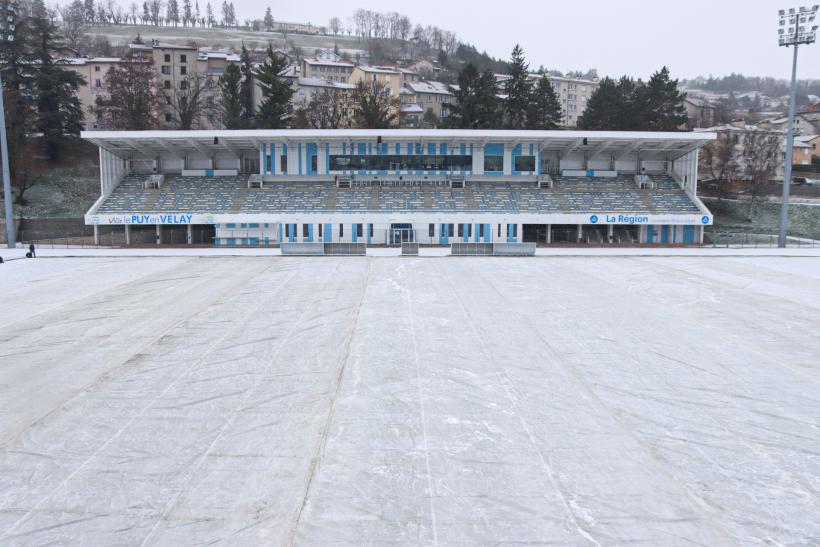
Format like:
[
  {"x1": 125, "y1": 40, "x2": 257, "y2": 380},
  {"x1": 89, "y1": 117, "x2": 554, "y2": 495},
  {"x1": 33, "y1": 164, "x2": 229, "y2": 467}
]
[{"x1": 777, "y1": 4, "x2": 818, "y2": 247}]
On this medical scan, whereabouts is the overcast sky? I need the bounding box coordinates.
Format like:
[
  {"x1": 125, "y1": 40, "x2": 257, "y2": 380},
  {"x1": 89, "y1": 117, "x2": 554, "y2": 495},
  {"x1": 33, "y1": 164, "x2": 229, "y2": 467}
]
[{"x1": 234, "y1": 0, "x2": 820, "y2": 81}]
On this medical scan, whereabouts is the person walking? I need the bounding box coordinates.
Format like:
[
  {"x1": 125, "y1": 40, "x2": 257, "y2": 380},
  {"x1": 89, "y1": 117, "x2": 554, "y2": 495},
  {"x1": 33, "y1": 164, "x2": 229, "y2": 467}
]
[{"x1": 28, "y1": 243, "x2": 35, "y2": 258}]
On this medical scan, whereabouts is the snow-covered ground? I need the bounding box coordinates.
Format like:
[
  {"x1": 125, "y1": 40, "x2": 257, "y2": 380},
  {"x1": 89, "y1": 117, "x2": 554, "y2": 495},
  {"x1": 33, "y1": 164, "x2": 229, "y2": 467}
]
[{"x1": 0, "y1": 256, "x2": 818, "y2": 545}]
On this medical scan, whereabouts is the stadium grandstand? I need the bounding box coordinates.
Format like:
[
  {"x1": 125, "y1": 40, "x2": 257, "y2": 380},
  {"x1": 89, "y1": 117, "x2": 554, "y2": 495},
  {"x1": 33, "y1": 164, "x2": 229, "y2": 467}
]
[{"x1": 82, "y1": 129, "x2": 715, "y2": 247}]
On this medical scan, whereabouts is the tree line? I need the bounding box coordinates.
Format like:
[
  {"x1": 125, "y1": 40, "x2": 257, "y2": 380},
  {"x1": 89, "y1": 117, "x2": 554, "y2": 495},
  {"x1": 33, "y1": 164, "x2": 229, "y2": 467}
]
[
  {"x1": 1, "y1": 0, "x2": 86, "y2": 202},
  {"x1": 577, "y1": 68, "x2": 688, "y2": 131}
]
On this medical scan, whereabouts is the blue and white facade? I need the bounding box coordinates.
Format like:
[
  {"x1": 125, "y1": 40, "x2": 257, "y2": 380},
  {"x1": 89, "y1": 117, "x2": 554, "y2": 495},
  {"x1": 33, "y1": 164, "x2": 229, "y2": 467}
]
[{"x1": 83, "y1": 129, "x2": 716, "y2": 246}]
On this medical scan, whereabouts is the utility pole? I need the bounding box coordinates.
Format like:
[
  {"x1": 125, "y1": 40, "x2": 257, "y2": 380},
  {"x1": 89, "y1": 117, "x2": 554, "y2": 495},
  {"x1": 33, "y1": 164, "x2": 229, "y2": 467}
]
[{"x1": 777, "y1": 5, "x2": 818, "y2": 247}]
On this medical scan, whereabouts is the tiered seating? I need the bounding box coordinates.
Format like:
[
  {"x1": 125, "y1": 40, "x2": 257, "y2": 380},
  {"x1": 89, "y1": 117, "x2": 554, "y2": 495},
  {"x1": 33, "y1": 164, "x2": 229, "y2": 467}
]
[
  {"x1": 151, "y1": 176, "x2": 240, "y2": 212},
  {"x1": 97, "y1": 175, "x2": 154, "y2": 212},
  {"x1": 333, "y1": 190, "x2": 372, "y2": 210},
  {"x1": 647, "y1": 192, "x2": 701, "y2": 213},
  {"x1": 96, "y1": 174, "x2": 702, "y2": 215},
  {"x1": 652, "y1": 176, "x2": 683, "y2": 190},
  {"x1": 378, "y1": 189, "x2": 424, "y2": 211}
]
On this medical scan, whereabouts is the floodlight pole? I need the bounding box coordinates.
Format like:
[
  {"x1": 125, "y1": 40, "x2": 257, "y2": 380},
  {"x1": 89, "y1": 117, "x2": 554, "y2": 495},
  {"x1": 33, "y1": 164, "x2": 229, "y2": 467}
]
[
  {"x1": 0, "y1": 69, "x2": 16, "y2": 249},
  {"x1": 778, "y1": 44, "x2": 799, "y2": 248}
]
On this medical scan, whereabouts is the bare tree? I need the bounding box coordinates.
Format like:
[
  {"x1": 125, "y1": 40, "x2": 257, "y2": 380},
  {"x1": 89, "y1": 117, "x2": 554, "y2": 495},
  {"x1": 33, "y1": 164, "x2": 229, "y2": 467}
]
[
  {"x1": 57, "y1": 1, "x2": 88, "y2": 53},
  {"x1": 168, "y1": 73, "x2": 213, "y2": 129},
  {"x1": 328, "y1": 16, "x2": 341, "y2": 35},
  {"x1": 700, "y1": 131, "x2": 738, "y2": 200},
  {"x1": 741, "y1": 130, "x2": 781, "y2": 218},
  {"x1": 293, "y1": 88, "x2": 349, "y2": 129},
  {"x1": 351, "y1": 80, "x2": 397, "y2": 129}
]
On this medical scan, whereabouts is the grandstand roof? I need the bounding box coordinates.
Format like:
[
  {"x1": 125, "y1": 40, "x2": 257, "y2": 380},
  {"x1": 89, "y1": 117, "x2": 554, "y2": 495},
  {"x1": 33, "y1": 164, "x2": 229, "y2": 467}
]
[{"x1": 82, "y1": 129, "x2": 716, "y2": 161}]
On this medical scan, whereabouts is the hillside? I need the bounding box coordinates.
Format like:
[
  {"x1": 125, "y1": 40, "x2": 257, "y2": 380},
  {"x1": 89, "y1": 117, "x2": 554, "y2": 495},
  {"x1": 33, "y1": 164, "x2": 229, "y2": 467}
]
[{"x1": 87, "y1": 24, "x2": 370, "y2": 58}]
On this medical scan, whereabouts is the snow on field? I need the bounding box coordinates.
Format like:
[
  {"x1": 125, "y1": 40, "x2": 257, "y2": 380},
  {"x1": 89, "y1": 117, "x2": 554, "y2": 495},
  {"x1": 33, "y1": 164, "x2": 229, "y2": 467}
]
[{"x1": 0, "y1": 256, "x2": 819, "y2": 545}]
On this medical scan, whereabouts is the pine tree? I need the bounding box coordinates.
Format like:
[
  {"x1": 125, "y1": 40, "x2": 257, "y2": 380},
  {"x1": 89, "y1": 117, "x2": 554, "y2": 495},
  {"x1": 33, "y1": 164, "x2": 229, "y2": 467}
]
[
  {"x1": 84, "y1": 0, "x2": 94, "y2": 22},
  {"x1": 0, "y1": 11, "x2": 39, "y2": 201},
  {"x1": 182, "y1": 0, "x2": 192, "y2": 26},
  {"x1": 238, "y1": 45, "x2": 255, "y2": 127},
  {"x1": 503, "y1": 44, "x2": 531, "y2": 129},
  {"x1": 577, "y1": 76, "x2": 637, "y2": 131},
  {"x1": 218, "y1": 63, "x2": 243, "y2": 128},
  {"x1": 29, "y1": 16, "x2": 86, "y2": 159},
  {"x1": 253, "y1": 46, "x2": 294, "y2": 128},
  {"x1": 263, "y1": 7, "x2": 273, "y2": 30},
  {"x1": 526, "y1": 75, "x2": 562, "y2": 130},
  {"x1": 206, "y1": 2, "x2": 213, "y2": 26},
  {"x1": 634, "y1": 66, "x2": 687, "y2": 131},
  {"x1": 194, "y1": 0, "x2": 200, "y2": 24},
  {"x1": 166, "y1": 0, "x2": 179, "y2": 26},
  {"x1": 443, "y1": 62, "x2": 501, "y2": 129}
]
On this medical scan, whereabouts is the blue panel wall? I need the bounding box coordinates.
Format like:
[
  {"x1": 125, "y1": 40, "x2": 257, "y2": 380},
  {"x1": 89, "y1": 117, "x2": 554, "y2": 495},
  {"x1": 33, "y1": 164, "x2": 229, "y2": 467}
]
[
  {"x1": 262, "y1": 143, "x2": 267, "y2": 175},
  {"x1": 683, "y1": 225, "x2": 694, "y2": 244}
]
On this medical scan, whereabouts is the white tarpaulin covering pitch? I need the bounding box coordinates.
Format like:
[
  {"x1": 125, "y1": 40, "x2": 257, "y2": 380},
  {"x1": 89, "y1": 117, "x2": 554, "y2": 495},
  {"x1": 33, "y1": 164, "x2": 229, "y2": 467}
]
[{"x1": 0, "y1": 256, "x2": 818, "y2": 545}]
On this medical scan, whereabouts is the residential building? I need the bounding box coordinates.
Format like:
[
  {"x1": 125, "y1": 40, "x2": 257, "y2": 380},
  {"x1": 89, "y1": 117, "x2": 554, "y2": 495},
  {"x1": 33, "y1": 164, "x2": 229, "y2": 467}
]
[
  {"x1": 349, "y1": 65, "x2": 402, "y2": 98},
  {"x1": 399, "y1": 81, "x2": 452, "y2": 127},
  {"x1": 696, "y1": 123, "x2": 786, "y2": 181},
  {"x1": 683, "y1": 97, "x2": 716, "y2": 129},
  {"x1": 300, "y1": 51, "x2": 354, "y2": 83},
  {"x1": 758, "y1": 111, "x2": 820, "y2": 136}
]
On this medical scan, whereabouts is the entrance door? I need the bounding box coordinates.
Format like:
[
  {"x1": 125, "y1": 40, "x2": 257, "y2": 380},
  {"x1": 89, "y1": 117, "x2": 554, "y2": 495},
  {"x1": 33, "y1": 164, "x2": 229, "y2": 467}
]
[
  {"x1": 323, "y1": 223, "x2": 333, "y2": 243},
  {"x1": 243, "y1": 157, "x2": 259, "y2": 174},
  {"x1": 390, "y1": 223, "x2": 414, "y2": 244}
]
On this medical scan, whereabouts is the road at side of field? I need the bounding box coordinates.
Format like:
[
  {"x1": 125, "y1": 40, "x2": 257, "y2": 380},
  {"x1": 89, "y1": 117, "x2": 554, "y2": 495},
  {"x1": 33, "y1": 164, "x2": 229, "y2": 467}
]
[{"x1": 0, "y1": 256, "x2": 818, "y2": 545}]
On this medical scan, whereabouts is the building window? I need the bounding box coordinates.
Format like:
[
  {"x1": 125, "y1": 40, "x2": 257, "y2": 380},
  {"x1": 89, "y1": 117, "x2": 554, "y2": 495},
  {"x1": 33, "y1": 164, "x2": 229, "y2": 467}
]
[
  {"x1": 429, "y1": 223, "x2": 435, "y2": 237},
  {"x1": 180, "y1": 80, "x2": 187, "y2": 90},
  {"x1": 161, "y1": 65, "x2": 170, "y2": 74},
  {"x1": 180, "y1": 66, "x2": 187, "y2": 75},
  {"x1": 165, "y1": 113, "x2": 172, "y2": 122},
  {"x1": 484, "y1": 155, "x2": 503, "y2": 172},
  {"x1": 164, "y1": 80, "x2": 171, "y2": 89},
  {"x1": 280, "y1": 155, "x2": 288, "y2": 173},
  {"x1": 165, "y1": 95, "x2": 171, "y2": 104},
  {"x1": 303, "y1": 224, "x2": 309, "y2": 237},
  {"x1": 206, "y1": 96, "x2": 214, "y2": 105},
  {"x1": 356, "y1": 224, "x2": 363, "y2": 238},
  {"x1": 458, "y1": 224, "x2": 463, "y2": 237},
  {"x1": 207, "y1": 112, "x2": 214, "y2": 122},
  {"x1": 180, "y1": 54, "x2": 187, "y2": 63},
  {"x1": 318, "y1": 224, "x2": 323, "y2": 238},
  {"x1": 164, "y1": 53, "x2": 171, "y2": 62},
  {"x1": 339, "y1": 223, "x2": 344, "y2": 237},
  {"x1": 514, "y1": 155, "x2": 535, "y2": 172},
  {"x1": 94, "y1": 65, "x2": 100, "y2": 72}
]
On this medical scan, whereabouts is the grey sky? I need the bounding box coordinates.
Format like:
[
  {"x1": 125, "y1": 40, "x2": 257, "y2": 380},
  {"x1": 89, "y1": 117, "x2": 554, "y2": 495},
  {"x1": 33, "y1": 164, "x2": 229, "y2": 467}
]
[{"x1": 234, "y1": 0, "x2": 820, "y2": 80}]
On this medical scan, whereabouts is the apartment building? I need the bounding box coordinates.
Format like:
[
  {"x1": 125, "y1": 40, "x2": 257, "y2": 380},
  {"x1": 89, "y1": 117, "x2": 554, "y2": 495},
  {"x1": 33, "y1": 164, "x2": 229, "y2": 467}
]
[
  {"x1": 300, "y1": 51, "x2": 354, "y2": 83},
  {"x1": 399, "y1": 81, "x2": 453, "y2": 127},
  {"x1": 349, "y1": 65, "x2": 402, "y2": 97},
  {"x1": 546, "y1": 74, "x2": 598, "y2": 127}
]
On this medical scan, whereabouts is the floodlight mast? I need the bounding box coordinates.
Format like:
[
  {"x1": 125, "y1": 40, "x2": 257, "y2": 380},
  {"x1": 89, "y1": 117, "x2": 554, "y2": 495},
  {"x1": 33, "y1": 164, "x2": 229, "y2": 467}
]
[{"x1": 777, "y1": 5, "x2": 818, "y2": 248}]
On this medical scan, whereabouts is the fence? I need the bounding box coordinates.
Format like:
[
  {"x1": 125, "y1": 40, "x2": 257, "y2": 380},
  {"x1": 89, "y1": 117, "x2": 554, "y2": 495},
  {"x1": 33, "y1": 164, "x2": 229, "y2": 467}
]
[{"x1": 704, "y1": 227, "x2": 819, "y2": 248}]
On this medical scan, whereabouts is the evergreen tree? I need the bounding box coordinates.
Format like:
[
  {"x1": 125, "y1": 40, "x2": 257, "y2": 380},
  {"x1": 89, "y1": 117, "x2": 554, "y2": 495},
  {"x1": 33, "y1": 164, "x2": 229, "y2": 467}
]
[
  {"x1": 218, "y1": 62, "x2": 243, "y2": 128},
  {"x1": 182, "y1": 0, "x2": 192, "y2": 26},
  {"x1": 239, "y1": 44, "x2": 255, "y2": 127},
  {"x1": 166, "y1": 0, "x2": 179, "y2": 26},
  {"x1": 263, "y1": 7, "x2": 273, "y2": 30},
  {"x1": 84, "y1": 0, "x2": 94, "y2": 22},
  {"x1": 205, "y1": 2, "x2": 214, "y2": 26},
  {"x1": 526, "y1": 74, "x2": 562, "y2": 130},
  {"x1": 194, "y1": 0, "x2": 200, "y2": 24},
  {"x1": 253, "y1": 45, "x2": 294, "y2": 128},
  {"x1": 0, "y1": 12, "x2": 38, "y2": 201},
  {"x1": 444, "y1": 62, "x2": 501, "y2": 129},
  {"x1": 578, "y1": 76, "x2": 637, "y2": 130},
  {"x1": 503, "y1": 44, "x2": 531, "y2": 129},
  {"x1": 29, "y1": 16, "x2": 86, "y2": 159},
  {"x1": 633, "y1": 66, "x2": 687, "y2": 131}
]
